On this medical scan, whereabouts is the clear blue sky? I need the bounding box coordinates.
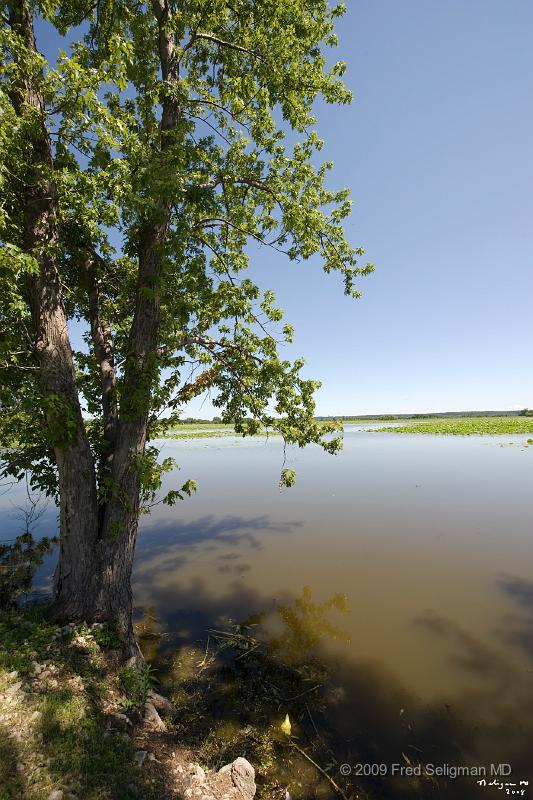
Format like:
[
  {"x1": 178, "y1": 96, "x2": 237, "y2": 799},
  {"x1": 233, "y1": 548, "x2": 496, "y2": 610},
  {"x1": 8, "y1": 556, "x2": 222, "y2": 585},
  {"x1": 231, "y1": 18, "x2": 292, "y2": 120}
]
[
  {"x1": 225, "y1": 0, "x2": 533, "y2": 417},
  {"x1": 43, "y1": 1, "x2": 533, "y2": 416}
]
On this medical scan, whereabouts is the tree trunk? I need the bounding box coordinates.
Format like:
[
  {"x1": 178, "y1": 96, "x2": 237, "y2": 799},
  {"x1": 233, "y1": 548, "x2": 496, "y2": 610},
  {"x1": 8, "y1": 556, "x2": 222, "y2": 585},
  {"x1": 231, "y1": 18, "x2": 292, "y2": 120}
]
[
  {"x1": 8, "y1": 0, "x2": 181, "y2": 653},
  {"x1": 8, "y1": 0, "x2": 101, "y2": 621},
  {"x1": 84, "y1": 0, "x2": 182, "y2": 643}
]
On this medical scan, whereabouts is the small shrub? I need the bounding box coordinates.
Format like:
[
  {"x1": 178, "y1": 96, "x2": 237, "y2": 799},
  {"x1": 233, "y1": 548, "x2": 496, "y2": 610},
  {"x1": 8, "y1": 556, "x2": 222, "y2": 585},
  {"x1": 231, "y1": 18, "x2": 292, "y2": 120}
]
[
  {"x1": 93, "y1": 619, "x2": 122, "y2": 650},
  {"x1": 117, "y1": 663, "x2": 156, "y2": 710}
]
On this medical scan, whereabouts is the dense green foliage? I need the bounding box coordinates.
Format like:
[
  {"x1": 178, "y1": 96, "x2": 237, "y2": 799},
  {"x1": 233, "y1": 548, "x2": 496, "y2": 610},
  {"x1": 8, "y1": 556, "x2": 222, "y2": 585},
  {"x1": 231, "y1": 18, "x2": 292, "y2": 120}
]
[
  {"x1": 373, "y1": 417, "x2": 533, "y2": 436},
  {"x1": 0, "y1": 0, "x2": 372, "y2": 497}
]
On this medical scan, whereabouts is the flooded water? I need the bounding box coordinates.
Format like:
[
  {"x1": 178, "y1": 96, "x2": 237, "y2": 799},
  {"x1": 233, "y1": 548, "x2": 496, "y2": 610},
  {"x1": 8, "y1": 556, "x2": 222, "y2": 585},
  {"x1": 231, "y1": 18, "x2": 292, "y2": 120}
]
[{"x1": 2, "y1": 426, "x2": 532, "y2": 797}]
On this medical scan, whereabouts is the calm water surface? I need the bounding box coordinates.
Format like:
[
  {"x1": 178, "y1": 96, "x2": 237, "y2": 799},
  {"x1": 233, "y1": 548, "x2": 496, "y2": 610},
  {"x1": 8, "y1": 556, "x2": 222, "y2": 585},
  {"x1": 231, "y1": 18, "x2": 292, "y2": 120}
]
[{"x1": 2, "y1": 426, "x2": 532, "y2": 797}]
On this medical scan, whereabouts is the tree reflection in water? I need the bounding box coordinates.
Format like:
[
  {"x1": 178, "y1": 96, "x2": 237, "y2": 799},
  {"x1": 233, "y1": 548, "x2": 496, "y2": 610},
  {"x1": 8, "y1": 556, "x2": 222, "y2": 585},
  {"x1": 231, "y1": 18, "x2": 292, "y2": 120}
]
[
  {"x1": 134, "y1": 578, "x2": 533, "y2": 800},
  {"x1": 135, "y1": 586, "x2": 361, "y2": 799}
]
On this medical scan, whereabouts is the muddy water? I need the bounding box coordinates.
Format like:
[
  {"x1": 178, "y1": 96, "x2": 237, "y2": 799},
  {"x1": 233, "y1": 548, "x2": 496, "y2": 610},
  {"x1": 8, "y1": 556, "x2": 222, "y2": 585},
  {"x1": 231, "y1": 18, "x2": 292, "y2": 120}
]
[
  {"x1": 133, "y1": 427, "x2": 533, "y2": 796},
  {"x1": 2, "y1": 426, "x2": 532, "y2": 797}
]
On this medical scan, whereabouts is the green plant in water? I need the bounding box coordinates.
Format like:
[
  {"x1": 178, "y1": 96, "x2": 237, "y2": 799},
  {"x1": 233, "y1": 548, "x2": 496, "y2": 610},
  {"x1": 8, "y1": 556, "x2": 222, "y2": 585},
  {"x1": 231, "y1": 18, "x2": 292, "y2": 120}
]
[{"x1": 372, "y1": 416, "x2": 533, "y2": 436}]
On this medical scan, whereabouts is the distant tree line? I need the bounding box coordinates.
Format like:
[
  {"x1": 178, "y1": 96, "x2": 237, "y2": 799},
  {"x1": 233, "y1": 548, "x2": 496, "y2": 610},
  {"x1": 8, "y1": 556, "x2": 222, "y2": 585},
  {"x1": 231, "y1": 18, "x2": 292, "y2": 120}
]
[
  {"x1": 316, "y1": 410, "x2": 531, "y2": 421},
  {"x1": 173, "y1": 417, "x2": 223, "y2": 425},
  {"x1": 172, "y1": 410, "x2": 533, "y2": 424}
]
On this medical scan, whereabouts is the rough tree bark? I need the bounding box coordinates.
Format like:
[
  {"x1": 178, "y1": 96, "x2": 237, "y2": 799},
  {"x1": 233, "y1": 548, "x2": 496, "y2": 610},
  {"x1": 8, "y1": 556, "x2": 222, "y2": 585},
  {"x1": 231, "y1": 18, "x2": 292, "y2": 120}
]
[{"x1": 89, "y1": 0, "x2": 181, "y2": 642}]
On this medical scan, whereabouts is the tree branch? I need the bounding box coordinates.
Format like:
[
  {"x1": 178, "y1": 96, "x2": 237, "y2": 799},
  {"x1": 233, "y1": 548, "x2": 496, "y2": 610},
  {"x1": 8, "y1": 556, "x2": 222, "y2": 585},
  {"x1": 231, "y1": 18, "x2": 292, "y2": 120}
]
[
  {"x1": 177, "y1": 334, "x2": 264, "y2": 364},
  {"x1": 188, "y1": 98, "x2": 252, "y2": 132},
  {"x1": 182, "y1": 32, "x2": 265, "y2": 62},
  {"x1": 193, "y1": 174, "x2": 277, "y2": 198},
  {"x1": 191, "y1": 218, "x2": 289, "y2": 253}
]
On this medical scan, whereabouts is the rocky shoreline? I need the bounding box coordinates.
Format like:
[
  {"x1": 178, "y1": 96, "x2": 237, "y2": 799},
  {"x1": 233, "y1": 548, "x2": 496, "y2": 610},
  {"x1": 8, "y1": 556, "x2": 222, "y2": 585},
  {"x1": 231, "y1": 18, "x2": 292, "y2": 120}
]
[{"x1": 0, "y1": 611, "x2": 256, "y2": 800}]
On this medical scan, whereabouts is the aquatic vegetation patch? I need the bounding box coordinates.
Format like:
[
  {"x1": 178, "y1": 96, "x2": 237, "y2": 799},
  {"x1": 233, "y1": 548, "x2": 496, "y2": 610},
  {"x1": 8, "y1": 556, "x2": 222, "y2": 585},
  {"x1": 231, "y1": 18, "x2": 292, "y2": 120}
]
[
  {"x1": 371, "y1": 417, "x2": 533, "y2": 435},
  {"x1": 161, "y1": 429, "x2": 239, "y2": 439}
]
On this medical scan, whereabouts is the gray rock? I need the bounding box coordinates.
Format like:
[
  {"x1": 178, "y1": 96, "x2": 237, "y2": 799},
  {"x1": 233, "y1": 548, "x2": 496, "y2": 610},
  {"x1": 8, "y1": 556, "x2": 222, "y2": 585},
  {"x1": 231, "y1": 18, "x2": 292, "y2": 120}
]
[
  {"x1": 47, "y1": 791, "x2": 64, "y2": 800},
  {"x1": 148, "y1": 690, "x2": 178, "y2": 718},
  {"x1": 5, "y1": 681, "x2": 23, "y2": 696},
  {"x1": 219, "y1": 758, "x2": 256, "y2": 799},
  {"x1": 143, "y1": 701, "x2": 166, "y2": 731},
  {"x1": 124, "y1": 654, "x2": 145, "y2": 671},
  {"x1": 134, "y1": 750, "x2": 147, "y2": 767},
  {"x1": 188, "y1": 763, "x2": 206, "y2": 783},
  {"x1": 107, "y1": 712, "x2": 132, "y2": 729},
  {"x1": 176, "y1": 756, "x2": 256, "y2": 799}
]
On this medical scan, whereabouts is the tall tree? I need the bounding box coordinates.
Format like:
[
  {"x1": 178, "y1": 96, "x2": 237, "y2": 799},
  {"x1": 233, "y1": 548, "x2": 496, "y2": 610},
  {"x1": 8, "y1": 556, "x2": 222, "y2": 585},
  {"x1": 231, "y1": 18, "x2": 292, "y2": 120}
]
[{"x1": 0, "y1": 0, "x2": 373, "y2": 649}]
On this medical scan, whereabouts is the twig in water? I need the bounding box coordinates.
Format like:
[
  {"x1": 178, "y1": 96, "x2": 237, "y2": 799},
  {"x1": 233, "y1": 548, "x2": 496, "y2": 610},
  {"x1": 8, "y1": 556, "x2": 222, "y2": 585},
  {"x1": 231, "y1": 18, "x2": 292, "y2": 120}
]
[
  {"x1": 207, "y1": 627, "x2": 252, "y2": 640},
  {"x1": 197, "y1": 635, "x2": 211, "y2": 668},
  {"x1": 234, "y1": 642, "x2": 261, "y2": 661},
  {"x1": 290, "y1": 740, "x2": 351, "y2": 800},
  {"x1": 282, "y1": 684, "x2": 322, "y2": 702},
  {"x1": 305, "y1": 702, "x2": 321, "y2": 739}
]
